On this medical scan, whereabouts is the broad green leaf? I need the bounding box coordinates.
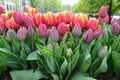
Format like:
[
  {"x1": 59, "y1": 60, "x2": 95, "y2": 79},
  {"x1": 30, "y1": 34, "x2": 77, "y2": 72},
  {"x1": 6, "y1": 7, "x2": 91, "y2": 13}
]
[
  {"x1": 52, "y1": 74, "x2": 60, "y2": 80},
  {"x1": 1, "y1": 37, "x2": 11, "y2": 50},
  {"x1": 70, "y1": 72, "x2": 96, "y2": 80},
  {"x1": 21, "y1": 42, "x2": 31, "y2": 55},
  {"x1": 10, "y1": 70, "x2": 33, "y2": 80},
  {"x1": 111, "y1": 39, "x2": 119, "y2": 50},
  {"x1": 26, "y1": 50, "x2": 38, "y2": 61}
]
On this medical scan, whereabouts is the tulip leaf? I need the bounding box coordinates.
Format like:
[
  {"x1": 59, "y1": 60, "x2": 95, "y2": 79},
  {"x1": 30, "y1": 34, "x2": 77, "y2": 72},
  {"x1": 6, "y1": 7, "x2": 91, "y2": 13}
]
[
  {"x1": 26, "y1": 50, "x2": 38, "y2": 61},
  {"x1": 52, "y1": 74, "x2": 60, "y2": 80},
  {"x1": 112, "y1": 51, "x2": 120, "y2": 79}
]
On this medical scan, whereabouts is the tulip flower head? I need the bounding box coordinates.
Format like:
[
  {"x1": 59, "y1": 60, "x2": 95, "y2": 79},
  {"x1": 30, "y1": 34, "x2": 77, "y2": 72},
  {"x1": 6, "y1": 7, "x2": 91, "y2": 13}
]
[
  {"x1": 98, "y1": 46, "x2": 108, "y2": 58},
  {"x1": 93, "y1": 28, "x2": 104, "y2": 39},
  {"x1": 24, "y1": 16, "x2": 35, "y2": 28},
  {"x1": 49, "y1": 27, "x2": 59, "y2": 42},
  {"x1": 84, "y1": 29, "x2": 93, "y2": 43},
  {"x1": 17, "y1": 27, "x2": 27, "y2": 41},
  {"x1": 111, "y1": 18, "x2": 118, "y2": 25},
  {"x1": 38, "y1": 23, "x2": 48, "y2": 38},
  {"x1": 111, "y1": 23, "x2": 120, "y2": 35},
  {"x1": 0, "y1": 6, "x2": 4, "y2": 14},
  {"x1": 98, "y1": 5, "x2": 107, "y2": 18},
  {"x1": 72, "y1": 23, "x2": 82, "y2": 37},
  {"x1": 6, "y1": 29, "x2": 14, "y2": 41},
  {"x1": 28, "y1": 26, "x2": 34, "y2": 37}
]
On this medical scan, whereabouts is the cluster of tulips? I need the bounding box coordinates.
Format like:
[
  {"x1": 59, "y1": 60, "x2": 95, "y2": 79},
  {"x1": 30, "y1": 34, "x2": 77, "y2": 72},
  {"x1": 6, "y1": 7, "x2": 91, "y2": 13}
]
[{"x1": 0, "y1": 5, "x2": 120, "y2": 80}]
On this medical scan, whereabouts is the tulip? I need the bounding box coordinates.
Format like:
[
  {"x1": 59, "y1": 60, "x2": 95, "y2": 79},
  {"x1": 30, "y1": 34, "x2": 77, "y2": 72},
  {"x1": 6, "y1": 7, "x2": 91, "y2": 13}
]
[
  {"x1": 13, "y1": 11, "x2": 23, "y2": 26},
  {"x1": 71, "y1": 13, "x2": 88, "y2": 29},
  {"x1": 87, "y1": 18, "x2": 99, "y2": 31},
  {"x1": 84, "y1": 29, "x2": 93, "y2": 43},
  {"x1": 38, "y1": 23, "x2": 47, "y2": 38},
  {"x1": 58, "y1": 22, "x2": 68, "y2": 37},
  {"x1": 49, "y1": 27, "x2": 59, "y2": 42},
  {"x1": 93, "y1": 28, "x2": 104, "y2": 39},
  {"x1": 0, "y1": 6, "x2": 4, "y2": 14},
  {"x1": 25, "y1": 7, "x2": 38, "y2": 16},
  {"x1": 66, "y1": 48, "x2": 73, "y2": 57},
  {"x1": 111, "y1": 18, "x2": 118, "y2": 24},
  {"x1": 47, "y1": 43, "x2": 53, "y2": 50},
  {"x1": 33, "y1": 13, "x2": 42, "y2": 27},
  {"x1": 24, "y1": 16, "x2": 35, "y2": 28},
  {"x1": 0, "y1": 27, "x2": 2, "y2": 35},
  {"x1": 17, "y1": 27, "x2": 27, "y2": 41},
  {"x1": 111, "y1": 23, "x2": 120, "y2": 35},
  {"x1": 98, "y1": 46, "x2": 108, "y2": 58},
  {"x1": 64, "y1": 10, "x2": 73, "y2": 24},
  {"x1": 6, "y1": 29, "x2": 13, "y2": 41},
  {"x1": 28, "y1": 26, "x2": 34, "y2": 37},
  {"x1": 72, "y1": 23, "x2": 82, "y2": 37},
  {"x1": 0, "y1": 16, "x2": 5, "y2": 27},
  {"x1": 98, "y1": 5, "x2": 107, "y2": 18}
]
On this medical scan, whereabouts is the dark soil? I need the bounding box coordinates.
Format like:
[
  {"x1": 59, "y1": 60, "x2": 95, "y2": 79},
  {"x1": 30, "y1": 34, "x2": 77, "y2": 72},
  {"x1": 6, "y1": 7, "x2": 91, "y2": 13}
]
[{"x1": 0, "y1": 70, "x2": 11, "y2": 80}]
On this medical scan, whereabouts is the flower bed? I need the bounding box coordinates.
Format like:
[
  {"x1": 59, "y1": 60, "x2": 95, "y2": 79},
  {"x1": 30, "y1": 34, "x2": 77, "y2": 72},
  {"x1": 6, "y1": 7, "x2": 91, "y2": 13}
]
[{"x1": 0, "y1": 5, "x2": 120, "y2": 80}]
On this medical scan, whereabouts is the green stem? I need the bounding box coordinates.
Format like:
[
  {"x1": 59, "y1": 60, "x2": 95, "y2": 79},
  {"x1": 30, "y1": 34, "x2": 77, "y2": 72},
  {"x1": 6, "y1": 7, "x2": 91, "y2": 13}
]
[{"x1": 31, "y1": 38, "x2": 34, "y2": 51}]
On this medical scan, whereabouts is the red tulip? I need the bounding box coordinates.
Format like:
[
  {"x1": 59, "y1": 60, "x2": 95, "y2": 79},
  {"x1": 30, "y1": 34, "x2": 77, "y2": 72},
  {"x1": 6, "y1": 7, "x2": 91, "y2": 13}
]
[
  {"x1": 6, "y1": 29, "x2": 14, "y2": 41},
  {"x1": 111, "y1": 23, "x2": 120, "y2": 35},
  {"x1": 17, "y1": 27, "x2": 27, "y2": 41},
  {"x1": 38, "y1": 23, "x2": 47, "y2": 38},
  {"x1": 84, "y1": 29, "x2": 93, "y2": 43},
  {"x1": 49, "y1": 27, "x2": 59, "y2": 42},
  {"x1": 93, "y1": 28, "x2": 104, "y2": 39},
  {"x1": 0, "y1": 6, "x2": 4, "y2": 14},
  {"x1": 72, "y1": 23, "x2": 82, "y2": 37},
  {"x1": 64, "y1": 10, "x2": 73, "y2": 24},
  {"x1": 0, "y1": 16, "x2": 5, "y2": 27},
  {"x1": 87, "y1": 18, "x2": 99, "y2": 31},
  {"x1": 24, "y1": 16, "x2": 35, "y2": 28},
  {"x1": 98, "y1": 5, "x2": 107, "y2": 18},
  {"x1": 13, "y1": 11, "x2": 23, "y2": 25},
  {"x1": 28, "y1": 26, "x2": 34, "y2": 37},
  {"x1": 71, "y1": 13, "x2": 88, "y2": 29},
  {"x1": 33, "y1": 13, "x2": 42, "y2": 27},
  {"x1": 58, "y1": 22, "x2": 68, "y2": 37}
]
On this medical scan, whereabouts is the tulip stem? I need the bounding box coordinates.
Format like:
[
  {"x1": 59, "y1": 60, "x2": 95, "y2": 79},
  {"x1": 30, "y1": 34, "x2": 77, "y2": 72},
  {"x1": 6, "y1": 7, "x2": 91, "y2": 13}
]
[
  {"x1": 53, "y1": 42, "x2": 57, "y2": 54},
  {"x1": 31, "y1": 38, "x2": 34, "y2": 51},
  {"x1": 75, "y1": 37, "x2": 79, "y2": 47}
]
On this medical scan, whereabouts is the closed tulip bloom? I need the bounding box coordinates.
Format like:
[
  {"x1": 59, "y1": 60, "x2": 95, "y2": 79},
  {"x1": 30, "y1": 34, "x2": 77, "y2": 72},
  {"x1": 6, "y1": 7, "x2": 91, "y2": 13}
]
[
  {"x1": 17, "y1": 27, "x2": 27, "y2": 41},
  {"x1": 49, "y1": 27, "x2": 59, "y2": 42},
  {"x1": 58, "y1": 22, "x2": 68, "y2": 37},
  {"x1": 28, "y1": 26, "x2": 34, "y2": 37},
  {"x1": 33, "y1": 13, "x2": 42, "y2": 26},
  {"x1": 84, "y1": 29, "x2": 93, "y2": 43},
  {"x1": 66, "y1": 48, "x2": 73, "y2": 57},
  {"x1": 93, "y1": 28, "x2": 104, "y2": 39},
  {"x1": 87, "y1": 18, "x2": 99, "y2": 31},
  {"x1": 6, "y1": 29, "x2": 13, "y2": 41},
  {"x1": 111, "y1": 23, "x2": 120, "y2": 35},
  {"x1": 38, "y1": 23, "x2": 47, "y2": 38},
  {"x1": 13, "y1": 11, "x2": 23, "y2": 25},
  {"x1": 72, "y1": 23, "x2": 82, "y2": 37},
  {"x1": 98, "y1": 5, "x2": 107, "y2": 18},
  {"x1": 98, "y1": 46, "x2": 108, "y2": 58},
  {"x1": 24, "y1": 16, "x2": 35, "y2": 28},
  {"x1": 0, "y1": 6, "x2": 4, "y2": 14},
  {"x1": 111, "y1": 18, "x2": 118, "y2": 24},
  {"x1": 0, "y1": 27, "x2": 2, "y2": 35}
]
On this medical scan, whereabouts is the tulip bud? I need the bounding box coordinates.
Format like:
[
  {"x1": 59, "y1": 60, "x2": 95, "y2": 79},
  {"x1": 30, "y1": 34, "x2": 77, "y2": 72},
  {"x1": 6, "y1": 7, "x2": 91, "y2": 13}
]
[
  {"x1": 47, "y1": 43, "x2": 53, "y2": 50},
  {"x1": 93, "y1": 28, "x2": 104, "y2": 39},
  {"x1": 13, "y1": 11, "x2": 23, "y2": 25},
  {"x1": 111, "y1": 18, "x2": 118, "y2": 24},
  {"x1": 49, "y1": 27, "x2": 59, "y2": 42},
  {"x1": 98, "y1": 46, "x2": 108, "y2": 58},
  {"x1": 98, "y1": 5, "x2": 107, "y2": 18},
  {"x1": 24, "y1": 16, "x2": 35, "y2": 27},
  {"x1": 84, "y1": 29, "x2": 93, "y2": 43},
  {"x1": 28, "y1": 26, "x2": 34, "y2": 37},
  {"x1": 17, "y1": 27, "x2": 27, "y2": 41},
  {"x1": 111, "y1": 23, "x2": 120, "y2": 35},
  {"x1": 0, "y1": 6, "x2": 4, "y2": 14},
  {"x1": 58, "y1": 22, "x2": 68, "y2": 37},
  {"x1": 0, "y1": 27, "x2": 2, "y2": 35},
  {"x1": 38, "y1": 23, "x2": 47, "y2": 38},
  {"x1": 66, "y1": 48, "x2": 73, "y2": 57},
  {"x1": 72, "y1": 23, "x2": 82, "y2": 37},
  {"x1": 6, "y1": 29, "x2": 13, "y2": 41}
]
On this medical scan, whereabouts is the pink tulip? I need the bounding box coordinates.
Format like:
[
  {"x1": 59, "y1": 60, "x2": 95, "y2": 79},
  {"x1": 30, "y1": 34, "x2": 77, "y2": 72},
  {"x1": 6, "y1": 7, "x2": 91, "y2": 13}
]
[
  {"x1": 98, "y1": 46, "x2": 108, "y2": 58},
  {"x1": 84, "y1": 29, "x2": 93, "y2": 43},
  {"x1": 111, "y1": 18, "x2": 118, "y2": 24},
  {"x1": 24, "y1": 16, "x2": 35, "y2": 28},
  {"x1": 111, "y1": 23, "x2": 120, "y2": 35},
  {"x1": 38, "y1": 23, "x2": 47, "y2": 38},
  {"x1": 17, "y1": 27, "x2": 27, "y2": 41},
  {"x1": 49, "y1": 27, "x2": 59, "y2": 42},
  {"x1": 98, "y1": 5, "x2": 107, "y2": 18},
  {"x1": 0, "y1": 6, "x2": 4, "y2": 14},
  {"x1": 58, "y1": 22, "x2": 68, "y2": 37},
  {"x1": 28, "y1": 26, "x2": 34, "y2": 37},
  {"x1": 93, "y1": 28, "x2": 104, "y2": 39},
  {"x1": 72, "y1": 23, "x2": 82, "y2": 37},
  {"x1": 6, "y1": 29, "x2": 13, "y2": 41}
]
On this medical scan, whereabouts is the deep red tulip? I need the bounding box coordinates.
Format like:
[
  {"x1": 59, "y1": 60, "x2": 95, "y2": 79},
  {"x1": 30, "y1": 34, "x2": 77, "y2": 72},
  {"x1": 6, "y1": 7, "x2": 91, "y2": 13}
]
[
  {"x1": 72, "y1": 23, "x2": 82, "y2": 37},
  {"x1": 98, "y1": 5, "x2": 107, "y2": 18},
  {"x1": 28, "y1": 26, "x2": 34, "y2": 37},
  {"x1": 13, "y1": 11, "x2": 23, "y2": 25},
  {"x1": 93, "y1": 28, "x2": 104, "y2": 39},
  {"x1": 49, "y1": 27, "x2": 59, "y2": 42},
  {"x1": 111, "y1": 23, "x2": 120, "y2": 35},
  {"x1": 84, "y1": 29, "x2": 93, "y2": 43},
  {"x1": 0, "y1": 6, "x2": 4, "y2": 14},
  {"x1": 58, "y1": 22, "x2": 68, "y2": 37},
  {"x1": 38, "y1": 23, "x2": 47, "y2": 38},
  {"x1": 17, "y1": 27, "x2": 27, "y2": 41},
  {"x1": 24, "y1": 16, "x2": 35, "y2": 28},
  {"x1": 33, "y1": 13, "x2": 42, "y2": 27},
  {"x1": 87, "y1": 18, "x2": 99, "y2": 31}
]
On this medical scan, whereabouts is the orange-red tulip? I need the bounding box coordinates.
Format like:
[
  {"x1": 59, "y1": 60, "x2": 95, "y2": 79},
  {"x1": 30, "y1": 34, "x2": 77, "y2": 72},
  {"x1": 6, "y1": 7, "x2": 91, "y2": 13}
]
[
  {"x1": 64, "y1": 10, "x2": 73, "y2": 24},
  {"x1": 33, "y1": 13, "x2": 42, "y2": 27},
  {"x1": 25, "y1": 7, "x2": 38, "y2": 17},
  {"x1": 87, "y1": 18, "x2": 99, "y2": 31},
  {"x1": 0, "y1": 16, "x2": 5, "y2": 27}
]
